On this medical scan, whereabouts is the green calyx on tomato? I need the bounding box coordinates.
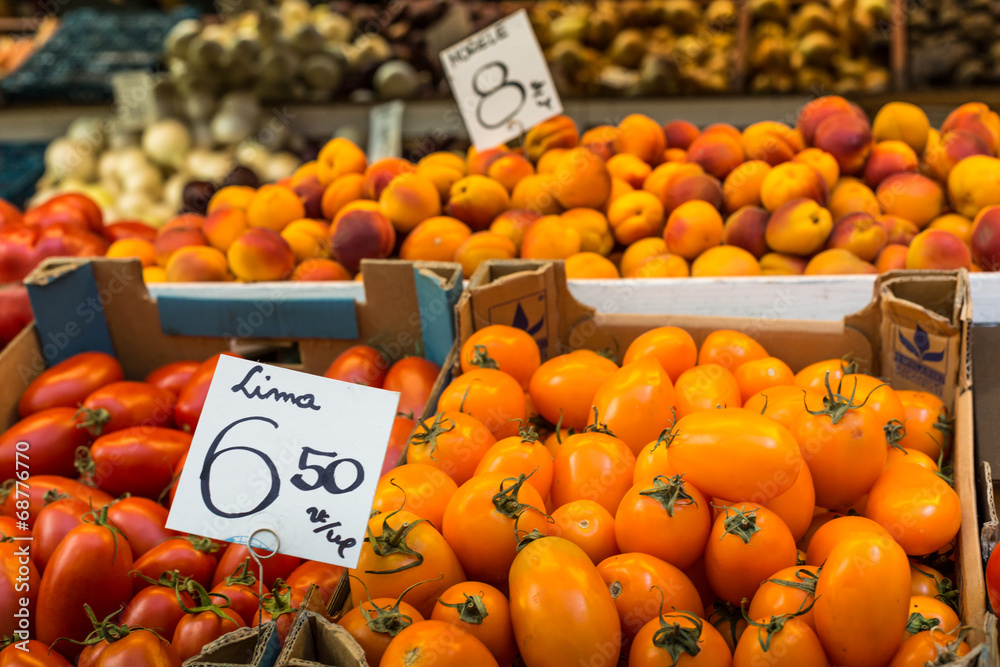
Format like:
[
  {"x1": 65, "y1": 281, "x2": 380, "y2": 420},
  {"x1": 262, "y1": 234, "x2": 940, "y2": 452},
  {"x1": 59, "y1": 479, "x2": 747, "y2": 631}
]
[
  {"x1": 933, "y1": 408, "x2": 955, "y2": 440},
  {"x1": 743, "y1": 597, "x2": 817, "y2": 653},
  {"x1": 469, "y1": 345, "x2": 500, "y2": 371},
  {"x1": 649, "y1": 594, "x2": 703, "y2": 667},
  {"x1": 74, "y1": 446, "x2": 97, "y2": 485},
  {"x1": 59, "y1": 603, "x2": 165, "y2": 649},
  {"x1": 806, "y1": 371, "x2": 882, "y2": 425},
  {"x1": 437, "y1": 592, "x2": 490, "y2": 626},
  {"x1": 43, "y1": 488, "x2": 70, "y2": 505},
  {"x1": 81, "y1": 503, "x2": 127, "y2": 561},
  {"x1": 884, "y1": 419, "x2": 908, "y2": 452},
  {"x1": 763, "y1": 567, "x2": 820, "y2": 600},
  {"x1": 491, "y1": 472, "x2": 542, "y2": 520},
  {"x1": 709, "y1": 601, "x2": 743, "y2": 649},
  {"x1": 365, "y1": 502, "x2": 427, "y2": 575},
  {"x1": 130, "y1": 569, "x2": 191, "y2": 590},
  {"x1": 74, "y1": 406, "x2": 111, "y2": 437},
  {"x1": 183, "y1": 535, "x2": 221, "y2": 554},
  {"x1": 0, "y1": 480, "x2": 13, "y2": 505},
  {"x1": 584, "y1": 407, "x2": 617, "y2": 437},
  {"x1": 514, "y1": 512, "x2": 548, "y2": 553},
  {"x1": 409, "y1": 413, "x2": 456, "y2": 462},
  {"x1": 176, "y1": 579, "x2": 242, "y2": 626},
  {"x1": 353, "y1": 574, "x2": 441, "y2": 636},
  {"x1": 905, "y1": 612, "x2": 941, "y2": 636},
  {"x1": 639, "y1": 475, "x2": 697, "y2": 518},
  {"x1": 224, "y1": 557, "x2": 258, "y2": 588},
  {"x1": 515, "y1": 422, "x2": 540, "y2": 444},
  {"x1": 258, "y1": 579, "x2": 294, "y2": 620},
  {"x1": 717, "y1": 505, "x2": 762, "y2": 544}
]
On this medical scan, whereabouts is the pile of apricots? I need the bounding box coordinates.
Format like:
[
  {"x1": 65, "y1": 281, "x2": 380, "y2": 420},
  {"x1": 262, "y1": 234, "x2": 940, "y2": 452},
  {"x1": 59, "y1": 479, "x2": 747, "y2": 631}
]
[{"x1": 118, "y1": 95, "x2": 1000, "y2": 283}]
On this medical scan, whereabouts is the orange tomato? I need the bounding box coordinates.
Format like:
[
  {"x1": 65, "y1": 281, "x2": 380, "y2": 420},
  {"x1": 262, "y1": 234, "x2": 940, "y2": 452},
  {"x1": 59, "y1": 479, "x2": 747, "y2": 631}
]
[
  {"x1": 590, "y1": 358, "x2": 677, "y2": 455},
  {"x1": 888, "y1": 630, "x2": 970, "y2": 667},
  {"x1": 704, "y1": 503, "x2": 797, "y2": 605},
  {"x1": 734, "y1": 357, "x2": 795, "y2": 403},
  {"x1": 697, "y1": 329, "x2": 769, "y2": 371},
  {"x1": 903, "y1": 595, "x2": 960, "y2": 640},
  {"x1": 744, "y1": 384, "x2": 824, "y2": 431},
  {"x1": 550, "y1": 431, "x2": 636, "y2": 515},
  {"x1": 438, "y1": 369, "x2": 526, "y2": 440},
  {"x1": 380, "y1": 620, "x2": 499, "y2": 667},
  {"x1": 674, "y1": 364, "x2": 743, "y2": 417},
  {"x1": 622, "y1": 326, "x2": 698, "y2": 382},
  {"x1": 614, "y1": 475, "x2": 711, "y2": 570},
  {"x1": 543, "y1": 428, "x2": 572, "y2": 459},
  {"x1": 734, "y1": 616, "x2": 830, "y2": 667},
  {"x1": 529, "y1": 350, "x2": 619, "y2": 431},
  {"x1": 707, "y1": 600, "x2": 748, "y2": 653},
  {"x1": 406, "y1": 411, "x2": 496, "y2": 486},
  {"x1": 384, "y1": 357, "x2": 440, "y2": 418},
  {"x1": 371, "y1": 463, "x2": 459, "y2": 530},
  {"x1": 460, "y1": 325, "x2": 541, "y2": 391},
  {"x1": 550, "y1": 500, "x2": 618, "y2": 565},
  {"x1": 765, "y1": 461, "x2": 816, "y2": 542},
  {"x1": 474, "y1": 429, "x2": 554, "y2": 501},
  {"x1": 630, "y1": 610, "x2": 731, "y2": 667},
  {"x1": 864, "y1": 462, "x2": 961, "y2": 556},
  {"x1": 909, "y1": 564, "x2": 955, "y2": 601},
  {"x1": 794, "y1": 358, "x2": 855, "y2": 391},
  {"x1": 431, "y1": 582, "x2": 517, "y2": 667},
  {"x1": 338, "y1": 594, "x2": 425, "y2": 666},
  {"x1": 633, "y1": 432, "x2": 678, "y2": 484},
  {"x1": 896, "y1": 390, "x2": 952, "y2": 458},
  {"x1": 747, "y1": 565, "x2": 821, "y2": 630},
  {"x1": 841, "y1": 372, "x2": 906, "y2": 428},
  {"x1": 804, "y1": 515, "x2": 893, "y2": 566},
  {"x1": 884, "y1": 447, "x2": 939, "y2": 472}
]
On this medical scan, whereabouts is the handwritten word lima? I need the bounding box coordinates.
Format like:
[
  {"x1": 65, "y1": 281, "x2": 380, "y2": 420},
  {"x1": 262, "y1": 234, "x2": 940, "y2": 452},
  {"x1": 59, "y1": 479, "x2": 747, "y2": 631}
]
[{"x1": 231, "y1": 365, "x2": 321, "y2": 411}]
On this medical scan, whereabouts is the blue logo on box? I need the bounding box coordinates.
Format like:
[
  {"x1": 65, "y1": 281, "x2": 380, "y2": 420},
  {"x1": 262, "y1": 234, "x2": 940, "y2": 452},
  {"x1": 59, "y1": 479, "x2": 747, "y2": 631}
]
[
  {"x1": 893, "y1": 324, "x2": 947, "y2": 396},
  {"x1": 898, "y1": 324, "x2": 944, "y2": 363},
  {"x1": 488, "y1": 290, "x2": 548, "y2": 354}
]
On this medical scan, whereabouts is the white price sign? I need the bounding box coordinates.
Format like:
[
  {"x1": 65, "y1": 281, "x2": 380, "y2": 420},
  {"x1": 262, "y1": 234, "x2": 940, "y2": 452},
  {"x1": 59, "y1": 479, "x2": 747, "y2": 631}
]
[
  {"x1": 440, "y1": 9, "x2": 562, "y2": 150},
  {"x1": 166, "y1": 356, "x2": 399, "y2": 568}
]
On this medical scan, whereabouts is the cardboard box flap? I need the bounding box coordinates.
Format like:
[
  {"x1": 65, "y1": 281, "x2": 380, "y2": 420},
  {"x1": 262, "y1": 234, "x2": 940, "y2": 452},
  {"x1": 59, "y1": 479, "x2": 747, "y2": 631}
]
[
  {"x1": 276, "y1": 611, "x2": 368, "y2": 667},
  {"x1": 182, "y1": 623, "x2": 280, "y2": 667}
]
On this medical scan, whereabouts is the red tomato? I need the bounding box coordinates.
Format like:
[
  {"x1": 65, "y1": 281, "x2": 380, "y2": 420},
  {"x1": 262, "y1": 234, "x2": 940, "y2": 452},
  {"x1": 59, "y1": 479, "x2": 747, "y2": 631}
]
[
  {"x1": 78, "y1": 381, "x2": 176, "y2": 435},
  {"x1": 18, "y1": 352, "x2": 123, "y2": 418},
  {"x1": 0, "y1": 283, "x2": 32, "y2": 346},
  {"x1": 132, "y1": 536, "x2": 220, "y2": 593},
  {"x1": 85, "y1": 426, "x2": 191, "y2": 498},
  {"x1": 26, "y1": 194, "x2": 103, "y2": 234},
  {"x1": 0, "y1": 407, "x2": 90, "y2": 480},
  {"x1": 212, "y1": 543, "x2": 301, "y2": 589},
  {"x1": 173, "y1": 353, "x2": 241, "y2": 432},
  {"x1": 0, "y1": 539, "x2": 40, "y2": 638},
  {"x1": 210, "y1": 558, "x2": 261, "y2": 626},
  {"x1": 32, "y1": 497, "x2": 89, "y2": 572},
  {"x1": 144, "y1": 360, "x2": 200, "y2": 396},
  {"x1": 252, "y1": 579, "x2": 304, "y2": 642},
  {"x1": 102, "y1": 220, "x2": 158, "y2": 243},
  {"x1": 384, "y1": 356, "x2": 441, "y2": 417},
  {"x1": 379, "y1": 620, "x2": 498, "y2": 667},
  {"x1": 78, "y1": 627, "x2": 180, "y2": 667},
  {"x1": 323, "y1": 345, "x2": 390, "y2": 387},
  {"x1": 286, "y1": 560, "x2": 345, "y2": 610},
  {"x1": 989, "y1": 544, "x2": 1000, "y2": 619},
  {"x1": 0, "y1": 225, "x2": 39, "y2": 283},
  {"x1": 0, "y1": 197, "x2": 23, "y2": 227},
  {"x1": 172, "y1": 603, "x2": 245, "y2": 663},
  {"x1": 31, "y1": 223, "x2": 108, "y2": 265},
  {"x1": 107, "y1": 497, "x2": 178, "y2": 558},
  {"x1": 0, "y1": 639, "x2": 71, "y2": 666},
  {"x1": 0, "y1": 475, "x2": 112, "y2": 527},
  {"x1": 121, "y1": 572, "x2": 195, "y2": 637},
  {"x1": 0, "y1": 516, "x2": 31, "y2": 539},
  {"x1": 382, "y1": 415, "x2": 415, "y2": 477},
  {"x1": 551, "y1": 430, "x2": 636, "y2": 515}
]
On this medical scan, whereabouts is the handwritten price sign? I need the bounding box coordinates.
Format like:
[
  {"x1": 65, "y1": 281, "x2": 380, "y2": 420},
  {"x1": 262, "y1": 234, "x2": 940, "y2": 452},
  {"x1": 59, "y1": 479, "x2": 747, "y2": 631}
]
[
  {"x1": 440, "y1": 8, "x2": 563, "y2": 150},
  {"x1": 166, "y1": 356, "x2": 399, "y2": 568}
]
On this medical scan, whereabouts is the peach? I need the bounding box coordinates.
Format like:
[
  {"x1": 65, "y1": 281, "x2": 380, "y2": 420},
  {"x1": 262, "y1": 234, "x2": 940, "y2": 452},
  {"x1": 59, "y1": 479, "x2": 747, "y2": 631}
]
[
  {"x1": 161, "y1": 213, "x2": 204, "y2": 232},
  {"x1": 607, "y1": 154, "x2": 653, "y2": 189},
  {"x1": 792, "y1": 149, "x2": 840, "y2": 191},
  {"x1": 877, "y1": 215, "x2": 920, "y2": 246},
  {"x1": 467, "y1": 147, "x2": 509, "y2": 176},
  {"x1": 521, "y1": 216, "x2": 582, "y2": 260},
  {"x1": 142, "y1": 266, "x2": 167, "y2": 283},
  {"x1": 202, "y1": 208, "x2": 248, "y2": 253},
  {"x1": 928, "y1": 214, "x2": 973, "y2": 246},
  {"x1": 948, "y1": 155, "x2": 1000, "y2": 219},
  {"x1": 551, "y1": 148, "x2": 613, "y2": 210},
  {"x1": 293, "y1": 176, "x2": 326, "y2": 220},
  {"x1": 291, "y1": 258, "x2": 352, "y2": 281},
  {"x1": 759, "y1": 253, "x2": 807, "y2": 275},
  {"x1": 400, "y1": 216, "x2": 472, "y2": 261},
  {"x1": 487, "y1": 154, "x2": 535, "y2": 192},
  {"x1": 741, "y1": 121, "x2": 804, "y2": 166},
  {"x1": 692, "y1": 246, "x2": 762, "y2": 277},
  {"x1": 663, "y1": 120, "x2": 700, "y2": 150},
  {"x1": 925, "y1": 129, "x2": 992, "y2": 182},
  {"x1": 524, "y1": 115, "x2": 580, "y2": 162},
  {"x1": 165, "y1": 245, "x2": 230, "y2": 282},
  {"x1": 686, "y1": 131, "x2": 745, "y2": 180},
  {"x1": 565, "y1": 252, "x2": 620, "y2": 279},
  {"x1": 329, "y1": 208, "x2": 396, "y2": 274},
  {"x1": 643, "y1": 162, "x2": 703, "y2": 204},
  {"x1": 905, "y1": 229, "x2": 972, "y2": 270},
  {"x1": 797, "y1": 96, "x2": 868, "y2": 145},
  {"x1": 207, "y1": 185, "x2": 255, "y2": 214},
  {"x1": 723, "y1": 160, "x2": 771, "y2": 212},
  {"x1": 862, "y1": 141, "x2": 919, "y2": 188},
  {"x1": 489, "y1": 210, "x2": 541, "y2": 250},
  {"x1": 876, "y1": 173, "x2": 943, "y2": 228},
  {"x1": 291, "y1": 161, "x2": 319, "y2": 187},
  {"x1": 825, "y1": 212, "x2": 887, "y2": 262},
  {"x1": 511, "y1": 174, "x2": 563, "y2": 215},
  {"x1": 704, "y1": 124, "x2": 742, "y2": 141},
  {"x1": 580, "y1": 125, "x2": 619, "y2": 162},
  {"x1": 447, "y1": 175, "x2": 511, "y2": 231},
  {"x1": 455, "y1": 231, "x2": 517, "y2": 276},
  {"x1": 804, "y1": 248, "x2": 878, "y2": 275},
  {"x1": 941, "y1": 102, "x2": 1000, "y2": 155},
  {"x1": 363, "y1": 158, "x2": 415, "y2": 200},
  {"x1": 153, "y1": 226, "x2": 207, "y2": 267},
  {"x1": 872, "y1": 102, "x2": 931, "y2": 154},
  {"x1": 227, "y1": 228, "x2": 295, "y2": 281},
  {"x1": 416, "y1": 155, "x2": 466, "y2": 202},
  {"x1": 333, "y1": 200, "x2": 380, "y2": 227},
  {"x1": 320, "y1": 173, "x2": 367, "y2": 222},
  {"x1": 607, "y1": 191, "x2": 666, "y2": 245},
  {"x1": 765, "y1": 199, "x2": 833, "y2": 255},
  {"x1": 723, "y1": 206, "x2": 769, "y2": 258},
  {"x1": 621, "y1": 237, "x2": 669, "y2": 277},
  {"x1": 760, "y1": 162, "x2": 828, "y2": 211},
  {"x1": 316, "y1": 138, "x2": 368, "y2": 185},
  {"x1": 106, "y1": 238, "x2": 156, "y2": 267},
  {"x1": 246, "y1": 184, "x2": 305, "y2": 232},
  {"x1": 664, "y1": 200, "x2": 724, "y2": 260},
  {"x1": 663, "y1": 172, "x2": 724, "y2": 215},
  {"x1": 280, "y1": 219, "x2": 330, "y2": 262},
  {"x1": 971, "y1": 205, "x2": 1000, "y2": 271},
  {"x1": 561, "y1": 208, "x2": 613, "y2": 255},
  {"x1": 830, "y1": 177, "x2": 881, "y2": 219},
  {"x1": 614, "y1": 114, "x2": 666, "y2": 166},
  {"x1": 379, "y1": 173, "x2": 441, "y2": 233},
  {"x1": 628, "y1": 253, "x2": 690, "y2": 278},
  {"x1": 536, "y1": 149, "x2": 567, "y2": 175},
  {"x1": 814, "y1": 113, "x2": 873, "y2": 176},
  {"x1": 875, "y1": 244, "x2": 909, "y2": 272}
]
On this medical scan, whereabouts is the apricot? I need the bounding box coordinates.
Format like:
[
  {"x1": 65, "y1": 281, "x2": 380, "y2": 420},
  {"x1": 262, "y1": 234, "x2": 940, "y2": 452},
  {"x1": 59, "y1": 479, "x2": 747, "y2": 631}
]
[
  {"x1": 363, "y1": 158, "x2": 415, "y2": 200},
  {"x1": 941, "y1": 102, "x2": 1000, "y2": 154},
  {"x1": 199, "y1": 208, "x2": 247, "y2": 253},
  {"x1": 395, "y1": 216, "x2": 469, "y2": 262},
  {"x1": 142, "y1": 266, "x2": 167, "y2": 283},
  {"x1": 511, "y1": 174, "x2": 563, "y2": 215},
  {"x1": 906, "y1": 229, "x2": 972, "y2": 270},
  {"x1": 161, "y1": 213, "x2": 204, "y2": 232},
  {"x1": 830, "y1": 177, "x2": 881, "y2": 219},
  {"x1": 722, "y1": 160, "x2": 771, "y2": 212},
  {"x1": 561, "y1": 208, "x2": 613, "y2": 255},
  {"x1": 524, "y1": 115, "x2": 580, "y2": 162},
  {"x1": 759, "y1": 253, "x2": 807, "y2": 275},
  {"x1": 378, "y1": 173, "x2": 441, "y2": 233},
  {"x1": 664, "y1": 200, "x2": 724, "y2": 260},
  {"x1": 417, "y1": 152, "x2": 467, "y2": 201},
  {"x1": 704, "y1": 124, "x2": 741, "y2": 141},
  {"x1": 536, "y1": 149, "x2": 567, "y2": 175},
  {"x1": 606, "y1": 178, "x2": 635, "y2": 208},
  {"x1": 487, "y1": 154, "x2": 535, "y2": 192},
  {"x1": 643, "y1": 162, "x2": 703, "y2": 204},
  {"x1": 153, "y1": 226, "x2": 207, "y2": 267},
  {"x1": 246, "y1": 184, "x2": 305, "y2": 232},
  {"x1": 614, "y1": 114, "x2": 666, "y2": 166},
  {"x1": 760, "y1": 162, "x2": 828, "y2": 211},
  {"x1": 741, "y1": 121, "x2": 804, "y2": 166},
  {"x1": 227, "y1": 228, "x2": 295, "y2": 281},
  {"x1": 825, "y1": 212, "x2": 887, "y2": 262},
  {"x1": 280, "y1": 219, "x2": 330, "y2": 262},
  {"x1": 106, "y1": 238, "x2": 156, "y2": 267},
  {"x1": 691, "y1": 246, "x2": 762, "y2": 277},
  {"x1": 207, "y1": 185, "x2": 255, "y2": 214},
  {"x1": 621, "y1": 237, "x2": 669, "y2": 277},
  {"x1": 804, "y1": 248, "x2": 877, "y2": 275},
  {"x1": 521, "y1": 216, "x2": 582, "y2": 260},
  {"x1": 797, "y1": 96, "x2": 868, "y2": 145},
  {"x1": 814, "y1": 113, "x2": 873, "y2": 176},
  {"x1": 333, "y1": 200, "x2": 381, "y2": 227},
  {"x1": 925, "y1": 129, "x2": 992, "y2": 182},
  {"x1": 723, "y1": 206, "x2": 769, "y2": 258},
  {"x1": 445, "y1": 175, "x2": 511, "y2": 231},
  {"x1": 565, "y1": 252, "x2": 620, "y2": 279},
  {"x1": 875, "y1": 244, "x2": 909, "y2": 272},
  {"x1": 628, "y1": 253, "x2": 690, "y2": 278},
  {"x1": 663, "y1": 148, "x2": 688, "y2": 163},
  {"x1": 607, "y1": 191, "x2": 665, "y2": 244},
  {"x1": 663, "y1": 120, "x2": 700, "y2": 150},
  {"x1": 607, "y1": 154, "x2": 653, "y2": 188},
  {"x1": 686, "y1": 131, "x2": 745, "y2": 179},
  {"x1": 948, "y1": 155, "x2": 1000, "y2": 219},
  {"x1": 328, "y1": 208, "x2": 396, "y2": 273},
  {"x1": 291, "y1": 258, "x2": 352, "y2": 281},
  {"x1": 876, "y1": 173, "x2": 943, "y2": 228},
  {"x1": 792, "y1": 148, "x2": 840, "y2": 191},
  {"x1": 871, "y1": 101, "x2": 930, "y2": 154},
  {"x1": 454, "y1": 231, "x2": 517, "y2": 276},
  {"x1": 877, "y1": 215, "x2": 920, "y2": 246},
  {"x1": 165, "y1": 245, "x2": 230, "y2": 282},
  {"x1": 320, "y1": 173, "x2": 367, "y2": 222},
  {"x1": 663, "y1": 172, "x2": 724, "y2": 215},
  {"x1": 863, "y1": 141, "x2": 919, "y2": 188},
  {"x1": 580, "y1": 125, "x2": 619, "y2": 163},
  {"x1": 316, "y1": 138, "x2": 368, "y2": 185},
  {"x1": 928, "y1": 214, "x2": 973, "y2": 246},
  {"x1": 971, "y1": 205, "x2": 1000, "y2": 271},
  {"x1": 551, "y1": 148, "x2": 613, "y2": 209},
  {"x1": 467, "y1": 147, "x2": 509, "y2": 177},
  {"x1": 291, "y1": 161, "x2": 319, "y2": 187},
  {"x1": 489, "y1": 210, "x2": 541, "y2": 250},
  {"x1": 765, "y1": 198, "x2": 833, "y2": 255}
]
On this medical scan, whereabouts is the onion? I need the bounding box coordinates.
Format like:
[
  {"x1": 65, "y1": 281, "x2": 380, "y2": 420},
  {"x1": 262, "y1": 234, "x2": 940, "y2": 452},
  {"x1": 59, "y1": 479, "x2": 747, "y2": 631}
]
[
  {"x1": 44, "y1": 138, "x2": 97, "y2": 182},
  {"x1": 142, "y1": 119, "x2": 192, "y2": 168},
  {"x1": 263, "y1": 152, "x2": 299, "y2": 182},
  {"x1": 122, "y1": 164, "x2": 164, "y2": 198},
  {"x1": 210, "y1": 108, "x2": 254, "y2": 145},
  {"x1": 66, "y1": 117, "x2": 105, "y2": 151},
  {"x1": 373, "y1": 60, "x2": 420, "y2": 99}
]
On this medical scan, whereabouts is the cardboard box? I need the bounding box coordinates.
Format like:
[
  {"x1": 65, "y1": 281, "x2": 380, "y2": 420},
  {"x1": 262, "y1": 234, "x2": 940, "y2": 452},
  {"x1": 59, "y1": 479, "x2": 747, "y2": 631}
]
[{"x1": 451, "y1": 260, "x2": 990, "y2": 657}]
